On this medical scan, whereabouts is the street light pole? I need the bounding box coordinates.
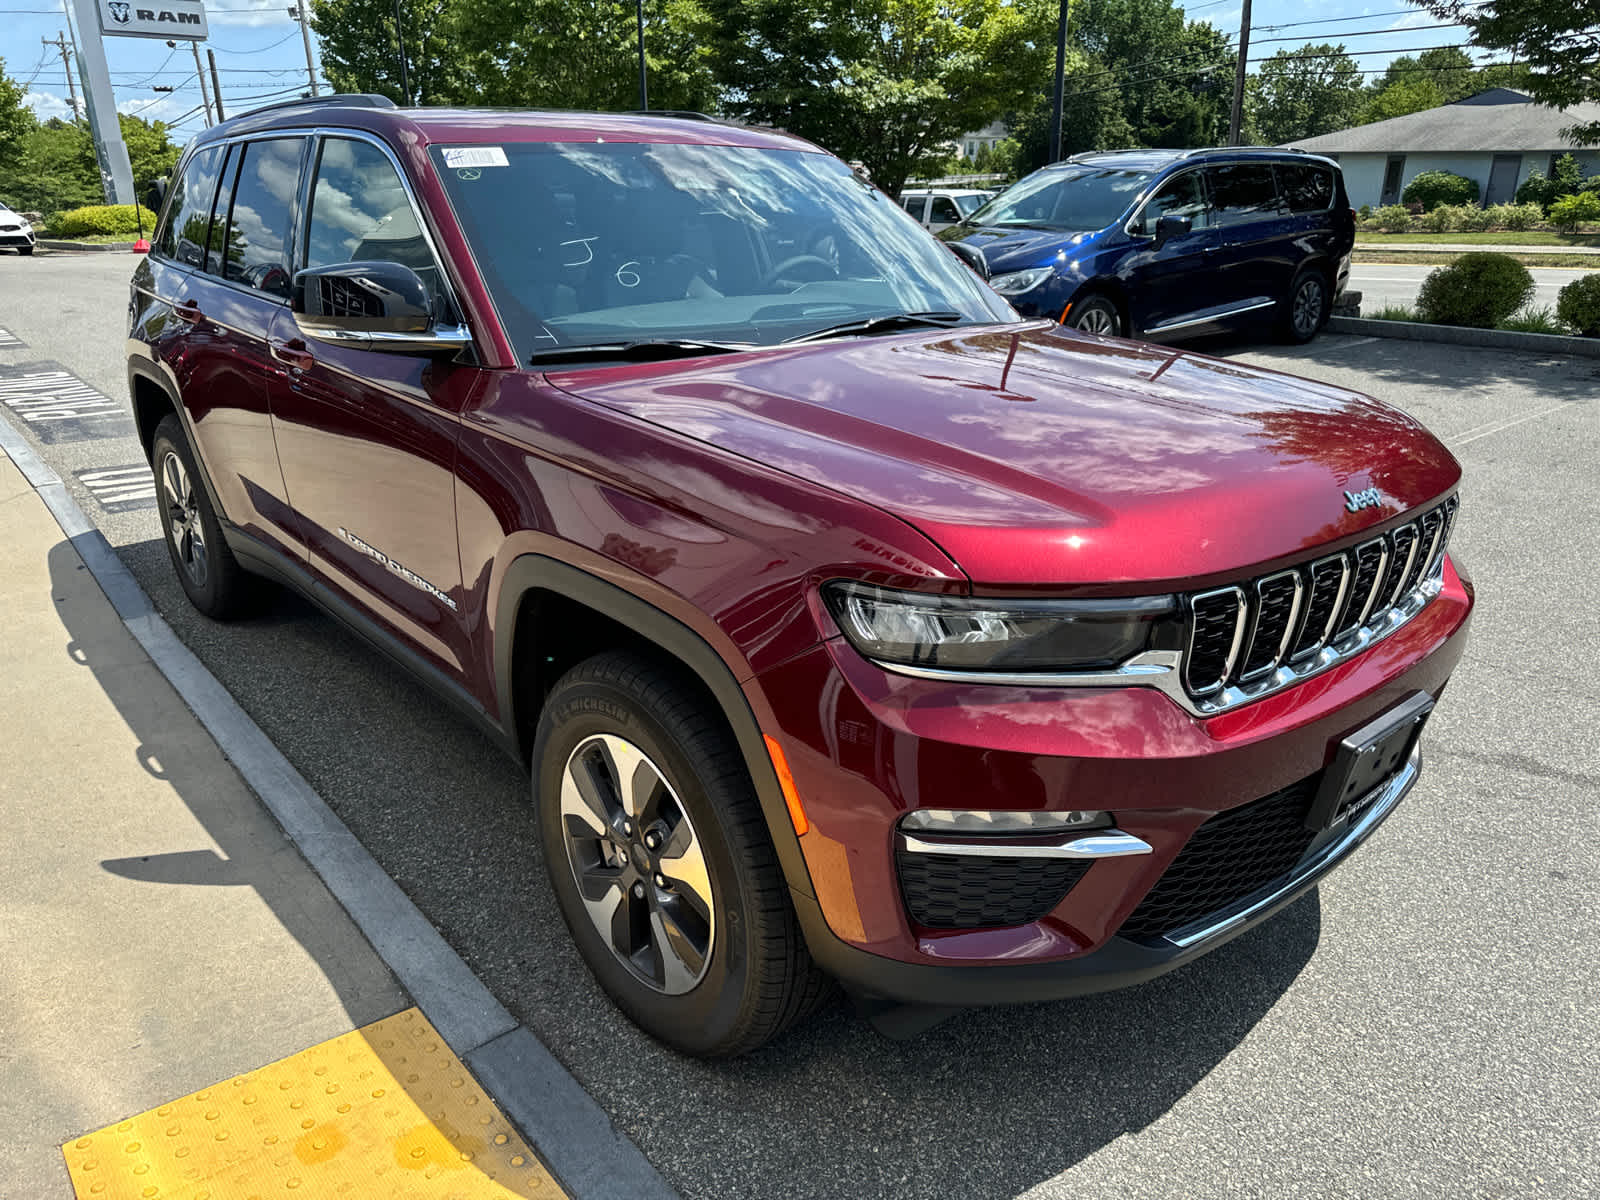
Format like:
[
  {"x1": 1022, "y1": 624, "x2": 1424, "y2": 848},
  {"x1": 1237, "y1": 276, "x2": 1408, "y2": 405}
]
[
  {"x1": 1229, "y1": 0, "x2": 1252, "y2": 146},
  {"x1": 636, "y1": 0, "x2": 648, "y2": 111},
  {"x1": 189, "y1": 39, "x2": 214, "y2": 126}
]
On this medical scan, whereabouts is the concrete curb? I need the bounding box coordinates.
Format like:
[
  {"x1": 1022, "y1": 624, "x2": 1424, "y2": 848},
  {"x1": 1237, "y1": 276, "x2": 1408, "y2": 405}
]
[
  {"x1": 36, "y1": 239, "x2": 138, "y2": 252},
  {"x1": 1328, "y1": 315, "x2": 1600, "y2": 358},
  {"x1": 0, "y1": 412, "x2": 680, "y2": 1200}
]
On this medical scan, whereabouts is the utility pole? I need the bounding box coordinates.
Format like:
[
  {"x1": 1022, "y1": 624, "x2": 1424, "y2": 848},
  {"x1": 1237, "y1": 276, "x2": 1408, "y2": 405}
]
[
  {"x1": 67, "y1": 0, "x2": 135, "y2": 204},
  {"x1": 43, "y1": 34, "x2": 81, "y2": 125},
  {"x1": 1049, "y1": 0, "x2": 1069, "y2": 162},
  {"x1": 208, "y1": 48, "x2": 225, "y2": 120},
  {"x1": 288, "y1": 5, "x2": 320, "y2": 97},
  {"x1": 635, "y1": 0, "x2": 647, "y2": 110},
  {"x1": 186, "y1": 39, "x2": 214, "y2": 126},
  {"x1": 1229, "y1": 0, "x2": 1252, "y2": 146}
]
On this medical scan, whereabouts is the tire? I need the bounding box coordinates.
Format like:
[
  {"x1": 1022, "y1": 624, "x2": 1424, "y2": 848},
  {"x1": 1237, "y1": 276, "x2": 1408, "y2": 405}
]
[
  {"x1": 533, "y1": 651, "x2": 831, "y2": 1056},
  {"x1": 1281, "y1": 267, "x2": 1330, "y2": 344},
  {"x1": 18, "y1": 244, "x2": 34, "y2": 256},
  {"x1": 151, "y1": 414, "x2": 252, "y2": 619},
  {"x1": 1066, "y1": 292, "x2": 1122, "y2": 337}
]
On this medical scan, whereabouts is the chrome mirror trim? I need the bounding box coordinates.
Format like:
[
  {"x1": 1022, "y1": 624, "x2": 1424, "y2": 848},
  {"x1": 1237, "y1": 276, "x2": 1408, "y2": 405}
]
[{"x1": 294, "y1": 318, "x2": 473, "y2": 354}]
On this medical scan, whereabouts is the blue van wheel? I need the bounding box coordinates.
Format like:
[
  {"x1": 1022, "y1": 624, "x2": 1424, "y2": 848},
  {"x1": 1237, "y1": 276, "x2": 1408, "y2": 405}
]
[{"x1": 1067, "y1": 294, "x2": 1122, "y2": 337}]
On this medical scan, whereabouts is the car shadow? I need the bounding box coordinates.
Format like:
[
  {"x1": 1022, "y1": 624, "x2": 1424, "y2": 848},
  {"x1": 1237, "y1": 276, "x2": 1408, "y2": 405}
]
[{"x1": 102, "y1": 534, "x2": 1323, "y2": 1199}]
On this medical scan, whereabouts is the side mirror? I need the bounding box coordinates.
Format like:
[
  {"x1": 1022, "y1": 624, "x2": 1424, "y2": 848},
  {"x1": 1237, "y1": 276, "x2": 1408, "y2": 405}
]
[
  {"x1": 948, "y1": 240, "x2": 990, "y2": 281},
  {"x1": 290, "y1": 261, "x2": 471, "y2": 354},
  {"x1": 1153, "y1": 214, "x2": 1192, "y2": 250}
]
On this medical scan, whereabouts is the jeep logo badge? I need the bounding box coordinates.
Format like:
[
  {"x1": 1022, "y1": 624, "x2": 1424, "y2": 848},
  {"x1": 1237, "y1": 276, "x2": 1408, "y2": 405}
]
[{"x1": 1344, "y1": 486, "x2": 1383, "y2": 513}]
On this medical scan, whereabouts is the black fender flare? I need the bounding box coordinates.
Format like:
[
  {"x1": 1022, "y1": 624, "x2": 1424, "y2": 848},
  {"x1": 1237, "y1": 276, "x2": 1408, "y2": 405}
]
[{"x1": 493, "y1": 554, "x2": 816, "y2": 901}]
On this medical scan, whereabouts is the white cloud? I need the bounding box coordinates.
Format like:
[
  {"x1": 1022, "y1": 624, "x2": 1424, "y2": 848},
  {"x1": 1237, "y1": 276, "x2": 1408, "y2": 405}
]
[
  {"x1": 118, "y1": 94, "x2": 188, "y2": 122},
  {"x1": 23, "y1": 90, "x2": 74, "y2": 121}
]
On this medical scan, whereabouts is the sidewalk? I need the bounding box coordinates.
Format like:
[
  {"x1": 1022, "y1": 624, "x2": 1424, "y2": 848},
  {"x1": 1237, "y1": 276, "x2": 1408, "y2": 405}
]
[
  {"x1": 1354, "y1": 240, "x2": 1600, "y2": 255},
  {"x1": 0, "y1": 452, "x2": 561, "y2": 1196}
]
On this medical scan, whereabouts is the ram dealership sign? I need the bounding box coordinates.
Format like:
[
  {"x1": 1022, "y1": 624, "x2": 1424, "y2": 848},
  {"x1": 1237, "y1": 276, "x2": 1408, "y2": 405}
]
[{"x1": 98, "y1": 0, "x2": 208, "y2": 40}]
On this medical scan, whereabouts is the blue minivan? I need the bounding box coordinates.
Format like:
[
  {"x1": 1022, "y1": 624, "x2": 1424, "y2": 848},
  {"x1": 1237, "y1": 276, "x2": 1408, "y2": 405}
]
[{"x1": 943, "y1": 148, "x2": 1355, "y2": 344}]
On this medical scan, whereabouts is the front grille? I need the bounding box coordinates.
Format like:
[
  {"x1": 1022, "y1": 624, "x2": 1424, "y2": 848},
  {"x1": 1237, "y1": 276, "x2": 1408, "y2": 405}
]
[
  {"x1": 897, "y1": 850, "x2": 1091, "y2": 929},
  {"x1": 1180, "y1": 496, "x2": 1455, "y2": 703},
  {"x1": 1117, "y1": 776, "x2": 1320, "y2": 941}
]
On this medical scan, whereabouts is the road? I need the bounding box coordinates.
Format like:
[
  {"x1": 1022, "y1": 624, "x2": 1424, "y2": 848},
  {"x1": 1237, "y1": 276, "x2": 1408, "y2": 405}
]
[
  {"x1": 1350, "y1": 262, "x2": 1590, "y2": 313},
  {"x1": 3, "y1": 250, "x2": 1598, "y2": 1200}
]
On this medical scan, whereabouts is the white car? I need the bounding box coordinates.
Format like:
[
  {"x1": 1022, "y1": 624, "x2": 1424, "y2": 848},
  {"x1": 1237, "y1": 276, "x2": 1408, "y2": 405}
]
[
  {"x1": 0, "y1": 202, "x2": 36, "y2": 255},
  {"x1": 899, "y1": 188, "x2": 994, "y2": 232}
]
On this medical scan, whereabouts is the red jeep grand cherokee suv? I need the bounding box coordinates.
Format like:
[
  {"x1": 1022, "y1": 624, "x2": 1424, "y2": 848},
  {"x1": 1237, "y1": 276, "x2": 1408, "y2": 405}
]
[{"x1": 128, "y1": 96, "x2": 1472, "y2": 1055}]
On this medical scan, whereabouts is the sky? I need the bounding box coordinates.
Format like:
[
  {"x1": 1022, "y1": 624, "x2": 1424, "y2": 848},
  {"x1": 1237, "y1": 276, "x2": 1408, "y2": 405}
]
[{"x1": 2, "y1": 0, "x2": 1499, "y2": 146}]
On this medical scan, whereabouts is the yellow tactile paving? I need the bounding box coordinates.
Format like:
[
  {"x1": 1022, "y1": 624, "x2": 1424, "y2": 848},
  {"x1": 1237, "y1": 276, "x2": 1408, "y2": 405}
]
[{"x1": 62, "y1": 1008, "x2": 565, "y2": 1199}]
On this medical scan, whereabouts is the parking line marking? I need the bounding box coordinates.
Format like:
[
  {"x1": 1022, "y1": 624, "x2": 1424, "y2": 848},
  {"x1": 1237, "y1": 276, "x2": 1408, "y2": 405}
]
[
  {"x1": 75, "y1": 464, "x2": 157, "y2": 512},
  {"x1": 1451, "y1": 401, "x2": 1577, "y2": 448},
  {"x1": 0, "y1": 326, "x2": 25, "y2": 350},
  {"x1": 0, "y1": 363, "x2": 132, "y2": 443},
  {"x1": 62, "y1": 1007, "x2": 567, "y2": 1199}
]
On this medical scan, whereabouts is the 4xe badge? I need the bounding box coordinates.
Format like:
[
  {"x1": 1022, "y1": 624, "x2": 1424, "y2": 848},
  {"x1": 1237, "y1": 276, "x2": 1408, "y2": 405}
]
[{"x1": 1344, "y1": 486, "x2": 1383, "y2": 513}]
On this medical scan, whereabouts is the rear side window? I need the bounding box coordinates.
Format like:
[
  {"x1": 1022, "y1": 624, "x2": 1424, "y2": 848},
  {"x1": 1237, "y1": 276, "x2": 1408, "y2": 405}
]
[
  {"x1": 304, "y1": 137, "x2": 441, "y2": 309},
  {"x1": 217, "y1": 138, "x2": 306, "y2": 298},
  {"x1": 155, "y1": 145, "x2": 224, "y2": 268},
  {"x1": 902, "y1": 195, "x2": 928, "y2": 222},
  {"x1": 1277, "y1": 163, "x2": 1335, "y2": 214},
  {"x1": 1207, "y1": 164, "x2": 1281, "y2": 226}
]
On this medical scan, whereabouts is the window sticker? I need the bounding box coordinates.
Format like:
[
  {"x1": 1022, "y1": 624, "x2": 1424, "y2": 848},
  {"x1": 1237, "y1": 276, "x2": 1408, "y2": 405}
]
[{"x1": 442, "y1": 146, "x2": 509, "y2": 169}]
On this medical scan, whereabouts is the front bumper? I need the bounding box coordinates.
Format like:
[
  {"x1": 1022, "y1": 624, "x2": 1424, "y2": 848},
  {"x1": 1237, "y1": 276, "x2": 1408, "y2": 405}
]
[
  {"x1": 756, "y1": 559, "x2": 1472, "y2": 1005},
  {"x1": 0, "y1": 229, "x2": 35, "y2": 248}
]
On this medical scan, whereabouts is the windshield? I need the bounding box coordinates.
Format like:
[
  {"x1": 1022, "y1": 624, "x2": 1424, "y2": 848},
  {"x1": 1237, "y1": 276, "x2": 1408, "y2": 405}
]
[
  {"x1": 966, "y1": 166, "x2": 1155, "y2": 232},
  {"x1": 430, "y1": 141, "x2": 1014, "y2": 360},
  {"x1": 953, "y1": 193, "x2": 988, "y2": 216}
]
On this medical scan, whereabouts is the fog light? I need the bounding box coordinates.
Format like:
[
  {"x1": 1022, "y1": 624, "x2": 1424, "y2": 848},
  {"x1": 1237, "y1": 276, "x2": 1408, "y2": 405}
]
[{"x1": 901, "y1": 809, "x2": 1109, "y2": 835}]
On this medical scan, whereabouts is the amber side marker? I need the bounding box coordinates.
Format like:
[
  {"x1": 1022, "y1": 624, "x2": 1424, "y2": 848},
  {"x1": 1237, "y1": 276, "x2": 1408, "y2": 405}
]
[
  {"x1": 1060, "y1": 301, "x2": 1075, "y2": 324},
  {"x1": 63, "y1": 1008, "x2": 564, "y2": 1199},
  {"x1": 764, "y1": 734, "x2": 810, "y2": 835}
]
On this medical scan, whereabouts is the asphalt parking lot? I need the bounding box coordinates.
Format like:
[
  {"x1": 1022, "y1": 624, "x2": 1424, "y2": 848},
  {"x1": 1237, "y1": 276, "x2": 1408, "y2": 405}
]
[{"x1": 3, "y1": 251, "x2": 1597, "y2": 1200}]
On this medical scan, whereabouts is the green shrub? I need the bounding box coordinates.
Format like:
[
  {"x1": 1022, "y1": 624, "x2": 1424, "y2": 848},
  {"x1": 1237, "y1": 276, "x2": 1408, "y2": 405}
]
[
  {"x1": 47, "y1": 204, "x2": 158, "y2": 238},
  {"x1": 1519, "y1": 155, "x2": 1587, "y2": 212},
  {"x1": 1457, "y1": 205, "x2": 1496, "y2": 232},
  {"x1": 1486, "y1": 202, "x2": 1543, "y2": 231},
  {"x1": 1367, "y1": 304, "x2": 1418, "y2": 323},
  {"x1": 1415, "y1": 252, "x2": 1536, "y2": 328},
  {"x1": 1357, "y1": 204, "x2": 1373, "y2": 220},
  {"x1": 1402, "y1": 170, "x2": 1480, "y2": 211},
  {"x1": 1548, "y1": 191, "x2": 1600, "y2": 233},
  {"x1": 1420, "y1": 204, "x2": 1460, "y2": 233},
  {"x1": 1368, "y1": 204, "x2": 1413, "y2": 233},
  {"x1": 1557, "y1": 274, "x2": 1600, "y2": 337}
]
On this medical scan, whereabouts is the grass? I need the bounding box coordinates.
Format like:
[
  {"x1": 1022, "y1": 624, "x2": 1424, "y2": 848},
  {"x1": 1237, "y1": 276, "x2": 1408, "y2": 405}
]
[
  {"x1": 1354, "y1": 230, "x2": 1600, "y2": 247},
  {"x1": 41, "y1": 232, "x2": 140, "y2": 244},
  {"x1": 1363, "y1": 302, "x2": 1580, "y2": 337},
  {"x1": 1354, "y1": 250, "x2": 1600, "y2": 269}
]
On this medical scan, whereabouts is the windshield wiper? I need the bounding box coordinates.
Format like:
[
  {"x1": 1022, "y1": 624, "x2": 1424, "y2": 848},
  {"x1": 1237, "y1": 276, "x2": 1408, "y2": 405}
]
[
  {"x1": 782, "y1": 311, "x2": 965, "y2": 345},
  {"x1": 530, "y1": 338, "x2": 756, "y2": 366}
]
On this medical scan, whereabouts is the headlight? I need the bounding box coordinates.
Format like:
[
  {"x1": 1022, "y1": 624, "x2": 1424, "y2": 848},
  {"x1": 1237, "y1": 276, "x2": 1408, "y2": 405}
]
[
  {"x1": 988, "y1": 267, "x2": 1054, "y2": 296},
  {"x1": 823, "y1": 581, "x2": 1174, "y2": 672}
]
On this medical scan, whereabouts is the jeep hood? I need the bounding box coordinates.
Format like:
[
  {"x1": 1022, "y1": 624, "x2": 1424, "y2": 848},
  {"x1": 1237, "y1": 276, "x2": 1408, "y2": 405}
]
[{"x1": 545, "y1": 324, "x2": 1460, "y2": 589}]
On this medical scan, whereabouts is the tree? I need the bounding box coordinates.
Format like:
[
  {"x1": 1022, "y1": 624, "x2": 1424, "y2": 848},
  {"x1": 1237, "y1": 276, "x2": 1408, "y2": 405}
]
[
  {"x1": 0, "y1": 56, "x2": 34, "y2": 173},
  {"x1": 1, "y1": 119, "x2": 99, "y2": 213},
  {"x1": 313, "y1": 0, "x2": 476, "y2": 105},
  {"x1": 1249, "y1": 43, "x2": 1363, "y2": 144},
  {"x1": 1360, "y1": 75, "x2": 1445, "y2": 124},
  {"x1": 451, "y1": 0, "x2": 718, "y2": 111},
  {"x1": 702, "y1": 0, "x2": 1048, "y2": 197},
  {"x1": 1006, "y1": 52, "x2": 1134, "y2": 173},
  {"x1": 1418, "y1": 1, "x2": 1600, "y2": 144},
  {"x1": 118, "y1": 113, "x2": 180, "y2": 188}
]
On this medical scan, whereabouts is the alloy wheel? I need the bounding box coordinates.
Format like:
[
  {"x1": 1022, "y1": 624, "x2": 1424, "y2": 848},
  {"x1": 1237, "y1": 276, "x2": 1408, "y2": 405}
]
[
  {"x1": 558, "y1": 733, "x2": 716, "y2": 995},
  {"x1": 1073, "y1": 304, "x2": 1118, "y2": 336},
  {"x1": 160, "y1": 449, "x2": 208, "y2": 589},
  {"x1": 1293, "y1": 277, "x2": 1325, "y2": 338}
]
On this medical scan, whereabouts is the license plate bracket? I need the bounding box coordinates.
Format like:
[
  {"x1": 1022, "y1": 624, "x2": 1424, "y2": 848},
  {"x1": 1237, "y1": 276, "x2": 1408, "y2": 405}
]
[{"x1": 1306, "y1": 691, "x2": 1434, "y2": 832}]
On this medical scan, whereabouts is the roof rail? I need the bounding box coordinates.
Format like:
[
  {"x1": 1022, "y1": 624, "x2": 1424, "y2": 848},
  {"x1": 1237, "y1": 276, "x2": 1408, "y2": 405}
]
[
  {"x1": 234, "y1": 93, "x2": 398, "y2": 120},
  {"x1": 624, "y1": 110, "x2": 720, "y2": 122}
]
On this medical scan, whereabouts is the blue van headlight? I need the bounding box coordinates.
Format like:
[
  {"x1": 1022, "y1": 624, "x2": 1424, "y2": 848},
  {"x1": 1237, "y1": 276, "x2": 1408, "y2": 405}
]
[{"x1": 989, "y1": 267, "x2": 1054, "y2": 296}]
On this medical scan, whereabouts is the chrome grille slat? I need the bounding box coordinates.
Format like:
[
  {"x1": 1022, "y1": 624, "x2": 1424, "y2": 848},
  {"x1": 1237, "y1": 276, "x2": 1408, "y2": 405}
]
[{"x1": 1176, "y1": 495, "x2": 1457, "y2": 711}]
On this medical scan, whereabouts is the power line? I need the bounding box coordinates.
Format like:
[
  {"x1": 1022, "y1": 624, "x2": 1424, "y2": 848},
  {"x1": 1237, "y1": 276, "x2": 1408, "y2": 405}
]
[
  {"x1": 1256, "y1": 3, "x2": 1489, "y2": 34},
  {"x1": 1254, "y1": 23, "x2": 1469, "y2": 48},
  {"x1": 208, "y1": 29, "x2": 301, "y2": 55}
]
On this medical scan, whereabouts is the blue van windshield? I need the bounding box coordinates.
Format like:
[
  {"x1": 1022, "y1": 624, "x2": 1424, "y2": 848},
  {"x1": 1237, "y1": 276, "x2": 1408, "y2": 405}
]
[{"x1": 968, "y1": 167, "x2": 1154, "y2": 232}]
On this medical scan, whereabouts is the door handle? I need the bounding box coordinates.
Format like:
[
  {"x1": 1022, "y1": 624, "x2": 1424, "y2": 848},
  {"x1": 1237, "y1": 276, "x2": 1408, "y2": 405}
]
[
  {"x1": 174, "y1": 300, "x2": 203, "y2": 324},
  {"x1": 270, "y1": 340, "x2": 316, "y2": 372}
]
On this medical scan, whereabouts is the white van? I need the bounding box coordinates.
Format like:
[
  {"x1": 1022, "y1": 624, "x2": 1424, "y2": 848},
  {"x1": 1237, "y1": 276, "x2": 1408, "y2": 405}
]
[{"x1": 899, "y1": 189, "x2": 994, "y2": 232}]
